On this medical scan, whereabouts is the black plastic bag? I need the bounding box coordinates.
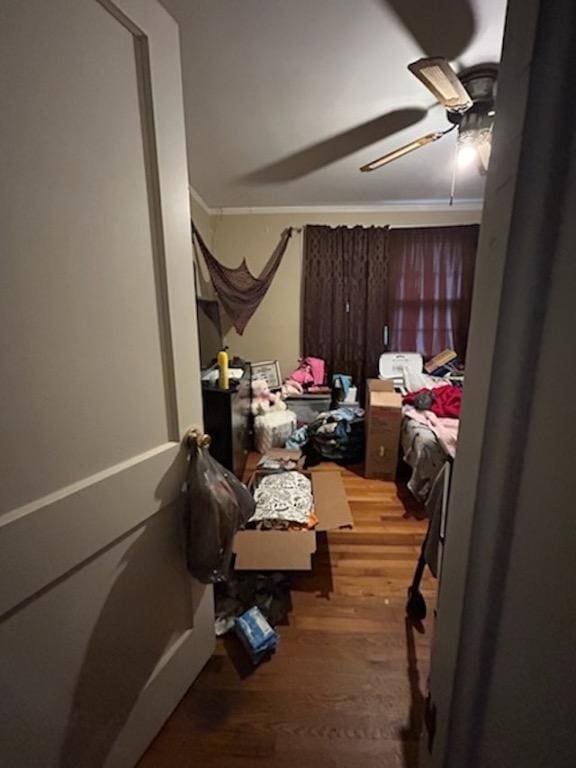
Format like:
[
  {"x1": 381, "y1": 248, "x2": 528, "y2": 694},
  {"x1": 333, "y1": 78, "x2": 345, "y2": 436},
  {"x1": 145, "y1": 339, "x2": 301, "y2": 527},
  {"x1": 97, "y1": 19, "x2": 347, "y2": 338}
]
[{"x1": 185, "y1": 438, "x2": 254, "y2": 583}]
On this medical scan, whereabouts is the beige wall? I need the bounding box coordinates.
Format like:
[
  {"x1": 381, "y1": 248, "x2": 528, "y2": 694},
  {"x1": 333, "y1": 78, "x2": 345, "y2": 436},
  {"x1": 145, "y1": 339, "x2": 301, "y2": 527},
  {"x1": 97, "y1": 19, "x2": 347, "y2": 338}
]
[
  {"x1": 190, "y1": 197, "x2": 216, "y2": 300},
  {"x1": 190, "y1": 197, "x2": 214, "y2": 247},
  {"x1": 201, "y1": 209, "x2": 482, "y2": 377}
]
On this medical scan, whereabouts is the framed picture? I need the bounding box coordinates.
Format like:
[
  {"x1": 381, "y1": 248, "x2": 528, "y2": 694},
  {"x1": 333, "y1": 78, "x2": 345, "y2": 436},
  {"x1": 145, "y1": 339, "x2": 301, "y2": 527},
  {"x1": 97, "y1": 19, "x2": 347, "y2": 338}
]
[{"x1": 251, "y1": 360, "x2": 282, "y2": 390}]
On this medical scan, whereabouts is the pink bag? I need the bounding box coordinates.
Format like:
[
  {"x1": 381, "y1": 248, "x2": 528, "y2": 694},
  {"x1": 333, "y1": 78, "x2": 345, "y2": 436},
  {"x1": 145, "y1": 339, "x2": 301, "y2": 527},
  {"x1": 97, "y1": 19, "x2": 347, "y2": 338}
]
[{"x1": 289, "y1": 357, "x2": 326, "y2": 387}]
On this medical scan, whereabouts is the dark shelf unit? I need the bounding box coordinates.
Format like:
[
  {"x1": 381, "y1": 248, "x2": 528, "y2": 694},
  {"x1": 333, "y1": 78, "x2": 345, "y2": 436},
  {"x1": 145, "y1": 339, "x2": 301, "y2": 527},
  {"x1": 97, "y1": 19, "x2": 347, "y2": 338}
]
[{"x1": 201, "y1": 364, "x2": 252, "y2": 478}]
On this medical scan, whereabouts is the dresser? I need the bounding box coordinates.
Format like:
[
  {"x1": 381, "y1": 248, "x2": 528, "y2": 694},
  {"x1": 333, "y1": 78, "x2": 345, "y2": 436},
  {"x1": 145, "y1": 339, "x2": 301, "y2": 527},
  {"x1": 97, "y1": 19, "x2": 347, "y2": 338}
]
[{"x1": 201, "y1": 364, "x2": 252, "y2": 478}]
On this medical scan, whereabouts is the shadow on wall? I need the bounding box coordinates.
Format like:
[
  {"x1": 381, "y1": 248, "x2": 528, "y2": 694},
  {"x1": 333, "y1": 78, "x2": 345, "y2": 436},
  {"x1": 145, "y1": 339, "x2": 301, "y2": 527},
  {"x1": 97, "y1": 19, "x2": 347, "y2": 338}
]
[
  {"x1": 240, "y1": 0, "x2": 476, "y2": 185},
  {"x1": 60, "y1": 449, "x2": 202, "y2": 768},
  {"x1": 241, "y1": 109, "x2": 428, "y2": 183},
  {"x1": 384, "y1": 0, "x2": 476, "y2": 61}
]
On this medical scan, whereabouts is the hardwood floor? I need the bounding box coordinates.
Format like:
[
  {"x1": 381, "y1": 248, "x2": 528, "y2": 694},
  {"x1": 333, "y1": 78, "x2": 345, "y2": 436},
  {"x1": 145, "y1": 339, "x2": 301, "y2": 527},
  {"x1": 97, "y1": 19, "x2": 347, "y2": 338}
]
[{"x1": 139, "y1": 457, "x2": 435, "y2": 768}]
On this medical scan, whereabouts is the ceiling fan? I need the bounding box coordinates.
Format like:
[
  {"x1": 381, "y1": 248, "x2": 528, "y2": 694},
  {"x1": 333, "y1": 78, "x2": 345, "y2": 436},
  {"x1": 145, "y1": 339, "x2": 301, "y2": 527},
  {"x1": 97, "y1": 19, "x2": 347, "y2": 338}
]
[{"x1": 360, "y1": 57, "x2": 498, "y2": 177}]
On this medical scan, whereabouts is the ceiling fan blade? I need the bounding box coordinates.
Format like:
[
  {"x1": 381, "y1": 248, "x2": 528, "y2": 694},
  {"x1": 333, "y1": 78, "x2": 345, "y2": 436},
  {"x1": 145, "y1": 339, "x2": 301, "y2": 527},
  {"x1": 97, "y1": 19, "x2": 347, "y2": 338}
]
[
  {"x1": 360, "y1": 131, "x2": 445, "y2": 172},
  {"x1": 408, "y1": 57, "x2": 473, "y2": 112}
]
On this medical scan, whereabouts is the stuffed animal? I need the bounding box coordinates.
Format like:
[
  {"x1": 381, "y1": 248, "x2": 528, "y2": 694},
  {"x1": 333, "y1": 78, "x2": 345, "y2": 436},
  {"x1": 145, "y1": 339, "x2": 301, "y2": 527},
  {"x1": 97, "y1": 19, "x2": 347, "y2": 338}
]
[{"x1": 251, "y1": 379, "x2": 287, "y2": 415}]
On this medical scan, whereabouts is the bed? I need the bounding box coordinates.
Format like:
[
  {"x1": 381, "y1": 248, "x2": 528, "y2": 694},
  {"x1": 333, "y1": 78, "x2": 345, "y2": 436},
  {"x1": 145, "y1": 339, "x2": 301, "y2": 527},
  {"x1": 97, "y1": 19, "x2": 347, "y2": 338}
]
[
  {"x1": 377, "y1": 352, "x2": 460, "y2": 503},
  {"x1": 401, "y1": 415, "x2": 450, "y2": 503},
  {"x1": 378, "y1": 355, "x2": 462, "y2": 616}
]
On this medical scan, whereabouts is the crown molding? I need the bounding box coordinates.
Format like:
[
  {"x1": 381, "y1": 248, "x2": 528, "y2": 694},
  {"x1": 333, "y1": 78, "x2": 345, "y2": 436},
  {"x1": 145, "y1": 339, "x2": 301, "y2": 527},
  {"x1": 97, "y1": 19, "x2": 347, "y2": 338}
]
[
  {"x1": 187, "y1": 185, "x2": 213, "y2": 216},
  {"x1": 215, "y1": 199, "x2": 483, "y2": 215},
  {"x1": 187, "y1": 189, "x2": 483, "y2": 217}
]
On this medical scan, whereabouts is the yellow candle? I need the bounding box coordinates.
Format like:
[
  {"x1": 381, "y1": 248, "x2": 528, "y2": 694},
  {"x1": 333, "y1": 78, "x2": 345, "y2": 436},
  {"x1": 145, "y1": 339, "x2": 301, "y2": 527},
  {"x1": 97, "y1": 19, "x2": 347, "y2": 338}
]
[{"x1": 217, "y1": 348, "x2": 229, "y2": 390}]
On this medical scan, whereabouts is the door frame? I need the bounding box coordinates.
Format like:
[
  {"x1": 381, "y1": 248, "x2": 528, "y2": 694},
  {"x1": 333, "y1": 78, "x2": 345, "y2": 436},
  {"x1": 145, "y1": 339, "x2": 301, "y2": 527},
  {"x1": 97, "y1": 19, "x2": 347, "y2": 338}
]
[{"x1": 427, "y1": 0, "x2": 576, "y2": 764}]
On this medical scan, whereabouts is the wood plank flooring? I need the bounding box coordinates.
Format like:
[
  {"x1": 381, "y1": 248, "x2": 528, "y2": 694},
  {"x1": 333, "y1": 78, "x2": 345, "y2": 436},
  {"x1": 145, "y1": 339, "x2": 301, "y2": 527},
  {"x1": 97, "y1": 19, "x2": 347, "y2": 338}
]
[{"x1": 138, "y1": 457, "x2": 435, "y2": 768}]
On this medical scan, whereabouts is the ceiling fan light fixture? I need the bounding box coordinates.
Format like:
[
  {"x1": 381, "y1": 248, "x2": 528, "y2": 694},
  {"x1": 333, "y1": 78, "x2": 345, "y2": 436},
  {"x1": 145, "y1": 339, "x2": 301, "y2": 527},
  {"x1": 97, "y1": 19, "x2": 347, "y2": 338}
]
[
  {"x1": 457, "y1": 143, "x2": 478, "y2": 169},
  {"x1": 475, "y1": 137, "x2": 492, "y2": 175},
  {"x1": 360, "y1": 132, "x2": 443, "y2": 172},
  {"x1": 408, "y1": 57, "x2": 473, "y2": 112},
  {"x1": 457, "y1": 126, "x2": 493, "y2": 175}
]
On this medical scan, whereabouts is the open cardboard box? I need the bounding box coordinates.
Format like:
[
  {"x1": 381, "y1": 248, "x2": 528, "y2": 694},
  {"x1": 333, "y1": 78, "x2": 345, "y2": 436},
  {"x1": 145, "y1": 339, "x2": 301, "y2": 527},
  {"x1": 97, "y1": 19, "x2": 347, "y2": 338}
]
[{"x1": 233, "y1": 449, "x2": 353, "y2": 570}]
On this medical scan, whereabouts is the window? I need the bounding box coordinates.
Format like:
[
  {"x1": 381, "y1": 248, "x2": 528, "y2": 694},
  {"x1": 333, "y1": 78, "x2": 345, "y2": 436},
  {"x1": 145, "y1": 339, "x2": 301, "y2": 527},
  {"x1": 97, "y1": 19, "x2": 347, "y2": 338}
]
[{"x1": 388, "y1": 226, "x2": 479, "y2": 359}]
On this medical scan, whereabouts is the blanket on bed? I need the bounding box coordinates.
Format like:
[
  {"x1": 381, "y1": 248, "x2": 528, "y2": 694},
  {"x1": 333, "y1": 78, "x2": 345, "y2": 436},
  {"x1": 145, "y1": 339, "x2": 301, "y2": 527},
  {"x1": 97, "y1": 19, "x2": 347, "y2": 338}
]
[
  {"x1": 403, "y1": 405, "x2": 459, "y2": 458},
  {"x1": 403, "y1": 384, "x2": 462, "y2": 418}
]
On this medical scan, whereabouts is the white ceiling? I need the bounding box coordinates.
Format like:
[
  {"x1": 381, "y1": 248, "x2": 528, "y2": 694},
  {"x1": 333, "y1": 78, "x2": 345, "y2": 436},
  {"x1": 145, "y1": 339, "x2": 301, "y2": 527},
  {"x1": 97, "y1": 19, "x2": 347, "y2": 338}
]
[{"x1": 160, "y1": 0, "x2": 508, "y2": 208}]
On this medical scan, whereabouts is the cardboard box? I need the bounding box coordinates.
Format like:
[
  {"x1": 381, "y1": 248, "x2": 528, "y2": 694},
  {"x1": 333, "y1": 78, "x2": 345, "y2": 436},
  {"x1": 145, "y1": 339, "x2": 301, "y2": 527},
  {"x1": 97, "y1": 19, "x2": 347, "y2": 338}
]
[
  {"x1": 233, "y1": 450, "x2": 353, "y2": 570},
  {"x1": 365, "y1": 379, "x2": 402, "y2": 480},
  {"x1": 424, "y1": 348, "x2": 457, "y2": 374}
]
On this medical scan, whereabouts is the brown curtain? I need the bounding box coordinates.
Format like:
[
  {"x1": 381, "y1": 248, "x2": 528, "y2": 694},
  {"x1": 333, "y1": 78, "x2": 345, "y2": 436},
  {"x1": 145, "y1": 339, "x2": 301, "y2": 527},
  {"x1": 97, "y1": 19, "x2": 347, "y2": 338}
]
[
  {"x1": 388, "y1": 225, "x2": 479, "y2": 359},
  {"x1": 302, "y1": 225, "x2": 389, "y2": 396}
]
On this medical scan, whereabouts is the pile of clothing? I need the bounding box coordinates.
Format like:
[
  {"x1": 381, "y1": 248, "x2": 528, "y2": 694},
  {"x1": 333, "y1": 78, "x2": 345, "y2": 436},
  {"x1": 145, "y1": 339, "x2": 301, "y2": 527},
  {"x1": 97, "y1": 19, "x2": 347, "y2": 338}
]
[
  {"x1": 247, "y1": 471, "x2": 318, "y2": 531},
  {"x1": 402, "y1": 382, "x2": 462, "y2": 458},
  {"x1": 286, "y1": 405, "x2": 365, "y2": 466},
  {"x1": 215, "y1": 571, "x2": 292, "y2": 636},
  {"x1": 284, "y1": 356, "x2": 330, "y2": 395},
  {"x1": 403, "y1": 384, "x2": 462, "y2": 418}
]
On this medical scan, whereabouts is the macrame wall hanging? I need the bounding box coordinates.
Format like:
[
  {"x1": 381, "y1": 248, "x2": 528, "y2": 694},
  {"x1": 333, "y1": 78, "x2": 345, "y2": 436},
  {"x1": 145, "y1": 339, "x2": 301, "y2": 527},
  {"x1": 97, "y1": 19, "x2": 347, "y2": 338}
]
[{"x1": 192, "y1": 223, "x2": 295, "y2": 335}]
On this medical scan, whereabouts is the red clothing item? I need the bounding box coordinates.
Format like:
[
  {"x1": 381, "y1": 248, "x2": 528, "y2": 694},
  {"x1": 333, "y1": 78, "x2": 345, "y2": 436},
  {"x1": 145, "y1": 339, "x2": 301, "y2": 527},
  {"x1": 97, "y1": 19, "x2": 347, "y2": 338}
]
[{"x1": 403, "y1": 385, "x2": 462, "y2": 418}]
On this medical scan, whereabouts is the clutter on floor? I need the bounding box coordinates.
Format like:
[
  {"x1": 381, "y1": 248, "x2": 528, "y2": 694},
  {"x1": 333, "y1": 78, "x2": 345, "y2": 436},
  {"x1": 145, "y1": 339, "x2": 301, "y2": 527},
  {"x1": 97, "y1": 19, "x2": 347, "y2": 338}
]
[
  {"x1": 214, "y1": 571, "x2": 292, "y2": 637},
  {"x1": 233, "y1": 449, "x2": 353, "y2": 570},
  {"x1": 285, "y1": 405, "x2": 365, "y2": 466},
  {"x1": 254, "y1": 356, "x2": 366, "y2": 466},
  {"x1": 234, "y1": 606, "x2": 280, "y2": 665}
]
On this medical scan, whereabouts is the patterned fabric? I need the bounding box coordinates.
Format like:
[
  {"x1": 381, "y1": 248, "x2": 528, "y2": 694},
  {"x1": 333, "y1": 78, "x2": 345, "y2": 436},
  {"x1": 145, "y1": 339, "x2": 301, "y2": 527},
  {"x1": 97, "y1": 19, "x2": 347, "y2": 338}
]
[
  {"x1": 192, "y1": 223, "x2": 294, "y2": 335},
  {"x1": 302, "y1": 225, "x2": 390, "y2": 402},
  {"x1": 250, "y1": 472, "x2": 313, "y2": 528}
]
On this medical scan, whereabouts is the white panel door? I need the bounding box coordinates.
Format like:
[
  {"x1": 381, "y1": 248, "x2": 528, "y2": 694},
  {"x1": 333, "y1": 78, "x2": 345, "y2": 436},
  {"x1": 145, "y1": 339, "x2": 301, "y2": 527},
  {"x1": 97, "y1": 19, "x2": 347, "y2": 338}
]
[{"x1": 0, "y1": 1, "x2": 214, "y2": 766}]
